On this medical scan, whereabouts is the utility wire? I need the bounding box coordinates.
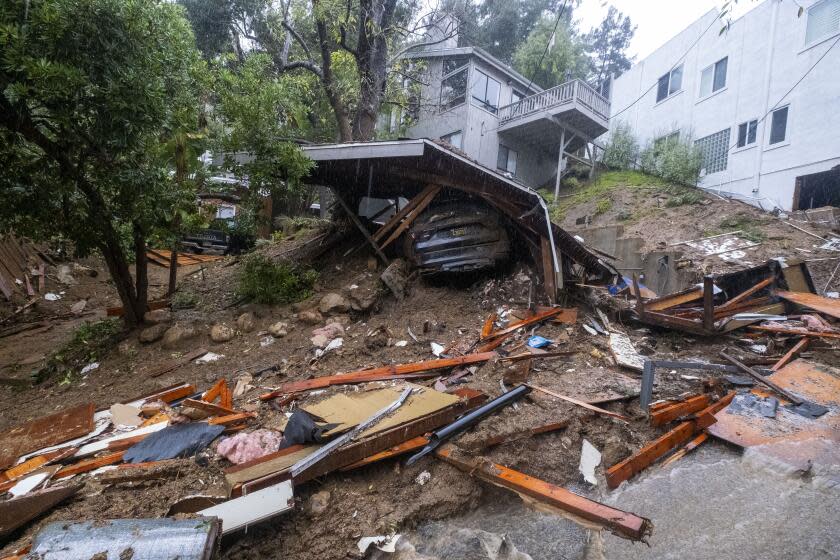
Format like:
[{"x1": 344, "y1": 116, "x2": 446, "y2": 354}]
[
  {"x1": 522, "y1": 0, "x2": 569, "y2": 94},
  {"x1": 609, "y1": 12, "x2": 722, "y2": 122}
]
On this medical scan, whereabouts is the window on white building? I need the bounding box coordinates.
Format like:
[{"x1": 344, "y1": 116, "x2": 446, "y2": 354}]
[
  {"x1": 440, "y1": 67, "x2": 467, "y2": 111},
  {"x1": 511, "y1": 90, "x2": 524, "y2": 104},
  {"x1": 656, "y1": 64, "x2": 683, "y2": 102},
  {"x1": 695, "y1": 128, "x2": 730, "y2": 174},
  {"x1": 805, "y1": 0, "x2": 840, "y2": 45},
  {"x1": 699, "y1": 57, "x2": 728, "y2": 97},
  {"x1": 736, "y1": 119, "x2": 758, "y2": 148},
  {"x1": 441, "y1": 130, "x2": 463, "y2": 149},
  {"x1": 471, "y1": 69, "x2": 501, "y2": 113},
  {"x1": 497, "y1": 145, "x2": 517, "y2": 175},
  {"x1": 654, "y1": 131, "x2": 680, "y2": 150},
  {"x1": 769, "y1": 106, "x2": 789, "y2": 145}
]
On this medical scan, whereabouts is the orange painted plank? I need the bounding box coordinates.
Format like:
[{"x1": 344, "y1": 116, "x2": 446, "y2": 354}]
[
  {"x1": 208, "y1": 412, "x2": 256, "y2": 426},
  {"x1": 202, "y1": 379, "x2": 225, "y2": 403},
  {"x1": 340, "y1": 436, "x2": 430, "y2": 471},
  {"x1": 772, "y1": 337, "x2": 809, "y2": 372},
  {"x1": 55, "y1": 451, "x2": 124, "y2": 479},
  {"x1": 645, "y1": 288, "x2": 702, "y2": 312},
  {"x1": 775, "y1": 290, "x2": 840, "y2": 320},
  {"x1": 481, "y1": 313, "x2": 497, "y2": 339},
  {"x1": 606, "y1": 421, "x2": 696, "y2": 489},
  {"x1": 219, "y1": 381, "x2": 233, "y2": 411},
  {"x1": 695, "y1": 391, "x2": 736, "y2": 429},
  {"x1": 181, "y1": 398, "x2": 236, "y2": 417},
  {"x1": 436, "y1": 445, "x2": 651, "y2": 541},
  {"x1": 479, "y1": 308, "x2": 565, "y2": 341},
  {"x1": 649, "y1": 395, "x2": 710, "y2": 427}
]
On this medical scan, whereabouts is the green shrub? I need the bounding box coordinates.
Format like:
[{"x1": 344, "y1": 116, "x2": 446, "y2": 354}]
[
  {"x1": 718, "y1": 214, "x2": 768, "y2": 243},
  {"x1": 562, "y1": 176, "x2": 581, "y2": 190},
  {"x1": 666, "y1": 188, "x2": 705, "y2": 207},
  {"x1": 603, "y1": 122, "x2": 640, "y2": 169},
  {"x1": 238, "y1": 254, "x2": 317, "y2": 304},
  {"x1": 640, "y1": 135, "x2": 703, "y2": 186},
  {"x1": 595, "y1": 198, "x2": 612, "y2": 215},
  {"x1": 171, "y1": 289, "x2": 199, "y2": 309}
]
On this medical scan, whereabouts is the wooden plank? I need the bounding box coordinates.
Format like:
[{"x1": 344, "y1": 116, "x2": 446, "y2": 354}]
[
  {"x1": 695, "y1": 391, "x2": 736, "y2": 429},
  {"x1": 748, "y1": 325, "x2": 840, "y2": 339},
  {"x1": 606, "y1": 421, "x2": 696, "y2": 488},
  {"x1": 702, "y1": 276, "x2": 715, "y2": 331},
  {"x1": 716, "y1": 277, "x2": 774, "y2": 311},
  {"x1": 645, "y1": 287, "x2": 703, "y2": 312},
  {"x1": 0, "y1": 485, "x2": 81, "y2": 538},
  {"x1": 259, "y1": 352, "x2": 499, "y2": 399},
  {"x1": 208, "y1": 412, "x2": 256, "y2": 426},
  {"x1": 219, "y1": 381, "x2": 233, "y2": 410},
  {"x1": 181, "y1": 398, "x2": 236, "y2": 417},
  {"x1": 540, "y1": 236, "x2": 557, "y2": 304},
  {"x1": 339, "y1": 436, "x2": 430, "y2": 471},
  {"x1": 772, "y1": 337, "x2": 809, "y2": 372},
  {"x1": 379, "y1": 187, "x2": 440, "y2": 250},
  {"x1": 372, "y1": 184, "x2": 438, "y2": 242},
  {"x1": 0, "y1": 403, "x2": 95, "y2": 469},
  {"x1": 649, "y1": 395, "x2": 710, "y2": 427},
  {"x1": 775, "y1": 290, "x2": 840, "y2": 320},
  {"x1": 333, "y1": 190, "x2": 390, "y2": 265},
  {"x1": 481, "y1": 313, "x2": 497, "y2": 339},
  {"x1": 480, "y1": 307, "x2": 565, "y2": 341},
  {"x1": 202, "y1": 379, "x2": 225, "y2": 403},
  {"x1": 436, "y1": 445, "x2": 651, "y2": 541},
  {"x1": 662, "y1": 433, "x2": 709, "y2": 466},
  {"x1": 54, "y1": 451, "x2": 124, "y2": 479},
  {"x1": 526, "y1": 384, "x2": 629, "y2": 422}
]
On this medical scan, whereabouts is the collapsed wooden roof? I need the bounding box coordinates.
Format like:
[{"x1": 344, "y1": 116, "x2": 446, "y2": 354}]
[{"x1": 301, "y1": 139, "x2": 613, "y2": 294}]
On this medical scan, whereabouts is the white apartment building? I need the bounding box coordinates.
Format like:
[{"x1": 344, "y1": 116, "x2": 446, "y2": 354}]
[{"x1": 610, "y1": 0, "x2": 840, "y2": 211}]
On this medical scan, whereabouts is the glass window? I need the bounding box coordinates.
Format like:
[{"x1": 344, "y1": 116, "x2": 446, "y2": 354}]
[
  {"x1": 440, "y1": 68, "x2": 467, "y2": 111},
  {"x1": 769, "y1": 106, "x2": 789, "y2": 145},
  {"x1": 511, "y1": 90, "x2": 524, "y2": 104},
  {"x1": 736, "y1": 119, "x2": 758, "y2": 148},
  {"x1": 442, "y1": 56, "x2": 468, "y2": 75},
  {"x1": 656, "y1": 65, "x2": 683, "y2": 102},
  {"x1": 441, "y1": 130, "x2": 463, "y2": 149},
  {"x1": 497, "y1": 145, "x2": 517, "y2": 174},
  {"x1": 654, "y1": 131, "x2": 680, "y2": 151},
  {"x1": 700, "y1": 57, "x2": 728, "y2": 97},
  {"x1": 695, "y1": 128, "x2": 730, "y2": 174},
  {"x1": 471, "y1": 69, "x2": 501, "y2": 113},
  {"x1": 805, "y1": 0, "x2": 840, "y2": 44},
  {"x1": 216, "y1": 204, "x2": 236, "y2": 219}
]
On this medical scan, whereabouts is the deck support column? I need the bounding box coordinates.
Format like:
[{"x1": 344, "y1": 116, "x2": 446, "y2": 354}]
[{"x1": 553, "y1": 128, "x2": 566, "y2": 203}]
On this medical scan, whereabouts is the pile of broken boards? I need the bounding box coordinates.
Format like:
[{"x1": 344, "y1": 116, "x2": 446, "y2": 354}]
[
  {"x1": 603, "y1": 257, "x2": 840, "y2": 489},
  {"x1": 0, "y1": 306, "x2": 653, "y2": 559}
]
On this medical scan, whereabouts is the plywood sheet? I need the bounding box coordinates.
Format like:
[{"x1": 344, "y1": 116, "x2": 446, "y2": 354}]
[
  {"x1": 0, "y1": 403, "x2": 94, "y2": 469},
  {"x1": 302, "y1": 383, "x2": 460, "y2": 437},
  {"x1": 225, "y1": 445, "x2": 317, "y2": 489},
  {"x1": 775, "y1": 290, "x2": 840, "y2": 320},
  {"x1": 608, "y1": 332, "x2": 644, "y2": 372}
]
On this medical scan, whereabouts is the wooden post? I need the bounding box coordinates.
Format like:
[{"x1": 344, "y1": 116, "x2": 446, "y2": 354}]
[
  {"x1": 702, "y1": 275, "x2": 715, "y2": 332},
  {"x1": 553, "y1": 128, "x2": 566, "y2": 203},
  {"x1": 332, "y1": 190, "x2": 390, "y2": 266},
  {"x1": 540, "y1": 236, "x2": 557, "y2": 304}
]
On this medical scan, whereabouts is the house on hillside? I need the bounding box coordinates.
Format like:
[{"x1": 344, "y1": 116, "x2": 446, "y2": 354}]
[
  {"x1": 388, "y1": 33, "x2": 610, "y2": 194},
  {"x1": 609, "y1": 0, "x2": 840, "y2": 212}
]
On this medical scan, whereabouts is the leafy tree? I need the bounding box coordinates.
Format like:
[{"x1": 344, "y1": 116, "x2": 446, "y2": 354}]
[
  {"x1": 474, "y1": 0, "x2": 570, "y2": 63},
  {"x1": 583, "y1": 6, "x2": 635, "y2": 95},
  {"x1": 512, "y1": 15, "x2": 588, "y2": 89},
  {"x1": 0, "y1": 0, "x2": 204, "y2": 326},
  {"x1": 603, "y1": 121, "x2": 639, "y2": 169}
]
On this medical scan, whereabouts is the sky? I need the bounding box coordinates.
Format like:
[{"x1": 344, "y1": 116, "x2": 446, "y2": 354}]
[{"x1": 574, "y1": 0, "x2": 755, "y2": 61}]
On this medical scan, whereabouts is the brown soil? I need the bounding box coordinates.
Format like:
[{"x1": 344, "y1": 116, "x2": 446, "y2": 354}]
[{"x1": 0, "y1": 186, "x2": 838, "y2": 558}]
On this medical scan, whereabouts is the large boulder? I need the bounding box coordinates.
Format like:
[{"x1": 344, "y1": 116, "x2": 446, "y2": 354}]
[
  {"x1": 298, "y1": 309, "x2": 323, "y2": 325},
  {"x1": 210, "y1": 323, "x2": 235, "y2": 343},
  {"x1": 318, "y1": 293, "x2": 350, "y2": 315},
  {"x1": 236, "y1": 312, "x2": 256, "y2": 333},
  {"x1": 144, "y1": 308, "x2": 171, "y2": 325},
  {"x1": 139, "y1": 323, "x2": 168, "y2": 344},
  {"x1": 161, "y1": 323, "x2": 198, "y2": 349}
]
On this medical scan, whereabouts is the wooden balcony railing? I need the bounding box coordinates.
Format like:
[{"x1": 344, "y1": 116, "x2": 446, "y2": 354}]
[{"x1": 497, "y1": 79, "x2": 610, "y2": 125}]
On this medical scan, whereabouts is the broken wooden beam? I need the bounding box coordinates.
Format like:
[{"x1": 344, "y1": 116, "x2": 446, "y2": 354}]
[
  {"x1": 526, "y1": 383, "x2": 628, "y2": 422},
  {"x1": 54, "y1": 451, "x2": 125, "y2": 479},
  {"x1": 649, "y1": 395, "x2": 710, "y2": 427},
  {"x1": 435, "y1": 444, "x2": 652, "y2": 541},
  {"x1": 719, "y1": 351, "x2": 803, "y2": 405},
  {"x1": 479, "y1": 308, "x2": 565, "y2": 341},
  {"x1": 748, "y1": 325, "x2": 840, "y2": 339},
  {"x1": 606, "y1": 421, "x2": 695, "y2": 489},
  {"x1": 379, "y1": 187, "x2": 440, "y2": 250},
  {"x1": 716, "y1": 277, "x2": 774, "y2": 311},
  {"x1": 695, "y1": 391, "x2": 736, "y2": 429},
  {"x1": 340, "y1": 436, "x2": 430, "y2": 471},
  {"x1": 481, "y1": 313, "x2": 497, "y2": 338},
  {"x1": 180, "y1": 398, "x2": 237, "y2": 417},
  {"x1": 661, "y1": 433, "x2": 709, "y2": 467},
  {"x1": 372, "y1": 184, "x2": 439, "y2": 243},
  {"x1": 772, "y1": 337, "x2": 809, "y2": 372},
  {"x1": 259, "y1": 352, "x2": 499, "y2": 399}
]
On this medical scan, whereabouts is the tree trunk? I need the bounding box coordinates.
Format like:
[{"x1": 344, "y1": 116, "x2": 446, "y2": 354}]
[
  {"x1": 133, "y1": 223, "x2": 149, "y2": 323},
  {"x1": 99, "y1": 233, "x2": 144, "y2": 327},
  {"x1": 316, "y1": 20, "x2": 353, "y2": 142},
  {"x1": 351, "y1": 0, "x2": 395, "y2": 141}
]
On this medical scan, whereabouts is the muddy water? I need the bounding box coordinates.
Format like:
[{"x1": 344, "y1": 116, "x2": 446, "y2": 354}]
[{"x1": 398, "y1": 441, "x2": 839, "y2": 560}]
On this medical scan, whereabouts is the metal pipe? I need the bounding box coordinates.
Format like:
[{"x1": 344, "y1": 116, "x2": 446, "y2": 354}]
[{"x1": 405, "y1": 384, "x2": 530, "y2": 466}]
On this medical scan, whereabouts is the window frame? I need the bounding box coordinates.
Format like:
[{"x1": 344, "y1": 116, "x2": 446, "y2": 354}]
[
  {"x1": 441, "y1": 130, "x2": 463, "y2": 149},
  {"x1": 497, "y1": 144, "x2": 518, "y2": 175},
  {"x1": 439, "y1": 65, "x2": 468, "y2": 113},
  {"x1": 698, "y1": 57, "x2": 728, "y2": 99},
  {"x1": 804, "y1": 0, "x2": 840, "y2": 47},
  {"x1": 694, "y1": 128, "x2": 731, "y2": 175},
  {"x1": 735, "y1": 119, "x2": 758, "y2": 150},
  {"x1": 216, "y1": 204, "x2": 237, "y2": 220},
  {"x1": 656, "y1": 64, "x2": 684, "y2": 103},
  {"x1": 768, "y1": 105, "x2": 790, "y2": 147},
  {"x1": 470, "y1": 68, "x2": 501, "y2": 114}
]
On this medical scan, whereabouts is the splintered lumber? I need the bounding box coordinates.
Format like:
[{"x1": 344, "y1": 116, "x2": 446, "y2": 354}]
[
  {"x1": 180, "y1": 398, "x2": 236, "y2": 416},
  {"x1": 649, "y1": 395, "x2": 710, "y2": 427},
  {"x1": 0, "y1": 485, "x2": 81, "y2": 538},
  {"x1": 372, "y1": 184, "x2": 439, "y2": 243},
  {"x1": 481, "y1": 313, "x2": 497, "y2": 338},
  {"x1": 219, "y1": 382, "x2": 233, "y2": 411},
  {"x1": 748, "y1": 325, "x2": 840, "y2": 339},
  {"x1": 775, "y1": 290, "x2": 840, "y2": 320},
  {"x1": 645, "y1": 287, "x2": 703, "y2": 312},
  {"x1": 202, "y1": 379, "x2": 226, "y2": 403},
  {"x1": 772, "y1": 338, "x2": 809, "y2": 371},
  {"x1": 480, "y1": 308, "x2": 566, "y2": 341},
  {"x1": 606, "y1": 421, "x2": 695, "y2": 488},
  {"x1": 145, "y1": 348, "x2": 208, "y2": 378},
  {"x1": 526, "y1": 383, "x2": 629, "y2": 422},
  {"x1": 379, "y1": 187, "x2": 440, "y2": 250},
  {"x1": 339, "y1": 436, "x2": 430, "y2": 471},
  {"x1": 54, "y1": 451, "x2": 125, "y2": 479},
  {"x1": 695, "y1": 392, "x2": 736, "y2": 429},
  {"x1": 435, "y1": 445, "x2": 651, "y2": 541},
  {"x1": 208, "y1": 412, "x2": 256, "y2": 426},
  {"x1": 719, "y1": 351, "x2": 803, "y2": 405},
  {"x1": 259, "y1": 352, "x2": 499, "y2": 399},
  {"x1": 145, "y1": 384, "x2": 196, "y2": 404},
  {"x1": 716, "y1": 277, "x2": 774, "y2": 311},
  {"x1": 0, "y1": 403, "x2": 95, "y2": 469},
  {"x1": 662, "y1": 433, "x2": 709, "y2": 467}
]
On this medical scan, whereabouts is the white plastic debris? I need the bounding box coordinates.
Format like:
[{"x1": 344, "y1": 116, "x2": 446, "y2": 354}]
[
  {"x1": 579, "y1": 439, "x2": 601, "y2": 486},
  {"x1": 44, "y1": 292, "x2": 61, "y2": 301},
  {"x1": 80, "y1": 362, "x2": 100, "y2": 375},
  {"x1": 314, "y1": 337, "x2": 343, "y2": 359},
  {"x1": 195, "y1": 352, "x2": 224, "y2": 364},
  {"x1": 9, "y1": 472, "x2": 50, "y2": 497},
  {"x1": 394, "y1": 340, "x2": 408, "y2": 347},
  {"x1": 415, "y1": 471, "x2": 431, "y2": 486},
  {"x1": 357, "y1": 534, "x2": 401, "y2": 554},
  {"x1": 430, "y1": 342, "x2": 445, "y2": 356},
  {"x1": 260, "y1": 336, "x2": 275, "y2": 347}
]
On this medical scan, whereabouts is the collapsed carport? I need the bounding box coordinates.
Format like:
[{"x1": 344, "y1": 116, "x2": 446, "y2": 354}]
[{"x1": 301, "y1": 139, "x2": 613, "y2": 302}]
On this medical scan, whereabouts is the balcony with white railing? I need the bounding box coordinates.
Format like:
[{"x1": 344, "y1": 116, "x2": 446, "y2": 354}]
[{"x1": 496, "y1": 79, "x2": 610, "y2": 140}]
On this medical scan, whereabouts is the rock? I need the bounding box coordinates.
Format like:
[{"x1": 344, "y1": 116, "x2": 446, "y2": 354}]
[
  {"x1": 144, "y1": 308, "x2": 171, "y2": 324},
  {"x1": 318, "y1": 293, "x2": 350, "y2": 315},
  {"x1": 56, "y1": 264, "x2": 76, "y2": 285},
  {"x1": 268, "y1": 321, "x2": 290, "y2": 338},
  {"x1": 70, "y1": 300, "x2": 87, "y2": 314},
  {"x1": 291, "y1": 297, "x2": 317, "y2": 313},
  {"x1": 210, "y1": 323, "x2": 235, "y2": 343},
  {"x1": 298, "y1": 309, "x2": 323, "y2": 324},
  {"x1": 308, "y1": 490, "x2": 330, "y2": 516},
  {"x1": 380, "y1": 258, "x2": 410, "y2": 299},
  {"x1": 348, "y1": 288, "x2": 380, "y2": 313},
  {"x1": 139, "y1": 323, "x2": 168, "y2": 344},
  {"x1": 326, "y1": 314, "x2": 351, "y2": 326},
  {"x1": 162, "y1": 323, "x2": 198, "y2": 349},
  {"x1": 236, "y1": 312, "x2": 256, "y2": 333}
]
